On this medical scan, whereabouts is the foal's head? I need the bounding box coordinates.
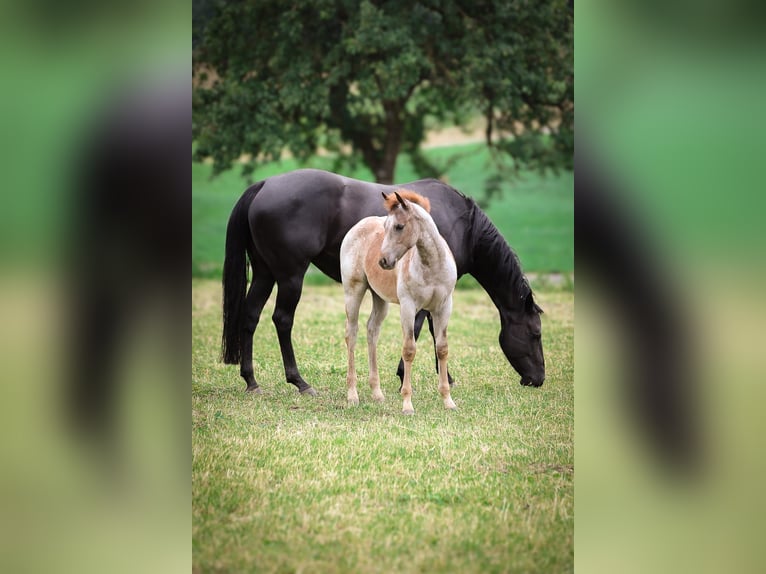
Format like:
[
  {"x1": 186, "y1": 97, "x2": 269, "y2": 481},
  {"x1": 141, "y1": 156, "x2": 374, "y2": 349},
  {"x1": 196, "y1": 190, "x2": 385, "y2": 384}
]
[{"x1": 378, "y1": 191, "x2": 431, "y2": 270}]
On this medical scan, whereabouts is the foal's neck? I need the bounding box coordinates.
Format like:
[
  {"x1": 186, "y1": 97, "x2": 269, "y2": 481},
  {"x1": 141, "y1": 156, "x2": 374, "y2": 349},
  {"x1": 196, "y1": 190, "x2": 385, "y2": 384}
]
[{"x1": 413, "y1": 215, "x2": 449, "y2": 269}]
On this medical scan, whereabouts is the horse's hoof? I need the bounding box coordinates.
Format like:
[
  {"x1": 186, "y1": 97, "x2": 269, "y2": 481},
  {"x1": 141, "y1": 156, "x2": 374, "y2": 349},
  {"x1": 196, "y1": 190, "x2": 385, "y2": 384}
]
[
  {"x1": 372, "y1": 394, "x2": 385, "y2": 403},
  {"x1": 246, "y1": 385, "x2": 263, "y2": 395},
  {"x1": 402, "y1": 409, "x2": 415, "y2": 416},
  {"x1": 347, "y1": 397, "x2": 359, "y2": 406},
  {"x1": 300, "y1": 387, "x2": 318, "y2": 397}
]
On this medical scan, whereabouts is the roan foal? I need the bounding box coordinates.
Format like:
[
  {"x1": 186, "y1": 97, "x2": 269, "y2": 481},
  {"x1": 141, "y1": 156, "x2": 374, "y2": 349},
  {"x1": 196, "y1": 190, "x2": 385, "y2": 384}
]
[{"x1": 340, "y1": 190, "x2": 458, "y2": 414}]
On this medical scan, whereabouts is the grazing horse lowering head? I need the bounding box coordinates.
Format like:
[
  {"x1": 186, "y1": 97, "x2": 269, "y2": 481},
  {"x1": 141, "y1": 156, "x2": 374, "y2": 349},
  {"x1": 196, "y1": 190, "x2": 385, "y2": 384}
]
[
  {"x1": 379, "y1": 190, "x2": 431, "y2": 270},
  {"x1": 500, "y1": 291, "x2": 545, "y2": 387}
]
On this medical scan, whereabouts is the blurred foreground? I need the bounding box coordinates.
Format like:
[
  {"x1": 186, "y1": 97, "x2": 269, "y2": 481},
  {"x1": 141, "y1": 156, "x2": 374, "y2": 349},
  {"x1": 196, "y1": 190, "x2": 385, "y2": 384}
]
[
  {"x1": 577, "y1": 1, "x2": 766, "y2": 572},
  {"x1": 1, "y1": 0, "x2": 765, "y2": 572},
  {"x1": 0, "y1": 2, "x2": 188, "y2": 573}
]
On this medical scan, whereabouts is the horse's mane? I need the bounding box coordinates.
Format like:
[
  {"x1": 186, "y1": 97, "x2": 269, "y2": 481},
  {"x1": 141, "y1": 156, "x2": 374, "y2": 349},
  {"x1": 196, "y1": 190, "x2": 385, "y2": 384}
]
[
  {"x1": 385, "y1": 189, "x2": 431, "y2": 213},
  {"x1": 469, "y1": 202, "x2": 533, "y2": 303}
]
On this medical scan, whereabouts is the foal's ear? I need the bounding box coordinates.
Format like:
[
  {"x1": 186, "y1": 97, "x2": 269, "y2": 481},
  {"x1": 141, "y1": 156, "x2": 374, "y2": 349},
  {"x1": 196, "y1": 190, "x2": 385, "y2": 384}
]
[
  {"x1": 394, "y1": 191, "x2": 409, "y2": 210},
  {"x1": 381, "y1": 192, "x2": 388, "y2": 201}
]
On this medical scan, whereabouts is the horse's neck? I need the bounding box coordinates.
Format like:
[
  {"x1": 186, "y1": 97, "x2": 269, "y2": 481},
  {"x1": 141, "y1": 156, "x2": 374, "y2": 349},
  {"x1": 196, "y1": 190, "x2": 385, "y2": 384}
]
[{"x1": 469, "y1": 212, "x2": 527, "y2": 313}]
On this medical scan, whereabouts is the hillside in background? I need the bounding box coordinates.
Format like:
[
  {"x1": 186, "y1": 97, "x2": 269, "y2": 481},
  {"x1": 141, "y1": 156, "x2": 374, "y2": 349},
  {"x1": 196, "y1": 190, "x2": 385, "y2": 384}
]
[{"x1": 192, "y1": 142, "x2": 573, "y2": 281}]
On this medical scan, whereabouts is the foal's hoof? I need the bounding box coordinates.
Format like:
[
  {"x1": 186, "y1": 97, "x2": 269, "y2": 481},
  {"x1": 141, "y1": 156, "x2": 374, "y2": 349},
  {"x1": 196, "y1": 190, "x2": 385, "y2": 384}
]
[
  {"x1": 245, "y1": 385, "x2": 263, "y2": 395},
  {"x1": 402, "y1": 408, "x2": 415, "y2": 416},
  {"x1": 300, "y1": 387, "x2": 318, "y2": 397}
]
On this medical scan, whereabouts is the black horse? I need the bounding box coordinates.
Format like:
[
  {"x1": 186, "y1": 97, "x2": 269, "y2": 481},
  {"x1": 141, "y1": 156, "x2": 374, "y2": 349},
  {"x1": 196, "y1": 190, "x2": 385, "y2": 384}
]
[{"x1": 222, "y1": 169, "x2": 545, "y2": 395}]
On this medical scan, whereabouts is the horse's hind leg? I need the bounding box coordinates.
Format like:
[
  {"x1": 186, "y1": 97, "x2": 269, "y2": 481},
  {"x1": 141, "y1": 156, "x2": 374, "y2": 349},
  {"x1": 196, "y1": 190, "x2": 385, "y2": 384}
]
[
  {"x1": 272, "y1": 274, "x2": 317, "y2": 395},
  {"x1": 366, "y1": 292, "x2": 388, "y2": 403},
  {"x1": 240, "y1": 270, "x2": 275, "y2": 393}
]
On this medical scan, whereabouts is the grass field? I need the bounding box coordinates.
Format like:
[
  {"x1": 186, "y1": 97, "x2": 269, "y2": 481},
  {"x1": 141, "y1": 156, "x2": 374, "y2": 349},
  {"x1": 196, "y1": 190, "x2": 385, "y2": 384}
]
[
  {"x1": 192, "y1": 143, "x2": 574, "y2": 279},
  {"x1": 192, "y1": 280, "x2": 573, "y2": 572}
]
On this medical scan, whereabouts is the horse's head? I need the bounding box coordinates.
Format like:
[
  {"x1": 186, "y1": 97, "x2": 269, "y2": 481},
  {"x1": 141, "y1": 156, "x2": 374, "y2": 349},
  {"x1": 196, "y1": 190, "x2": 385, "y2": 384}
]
[
  {"x1": 500, "y1": 291, "x2": 546, "y2": 387},
  {"x1": 378, "y1": 191, "x2": 429, "y2": 270}
]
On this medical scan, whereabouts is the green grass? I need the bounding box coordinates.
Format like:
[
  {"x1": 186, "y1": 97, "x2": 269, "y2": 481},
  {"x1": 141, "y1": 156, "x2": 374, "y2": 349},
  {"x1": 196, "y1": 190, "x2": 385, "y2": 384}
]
[
  {"x1": 192, "y1": 280, "x2": 573, "y2": 572},
  {"x1": 192, "y1": 144, "x2": 573, "y2": 279}
]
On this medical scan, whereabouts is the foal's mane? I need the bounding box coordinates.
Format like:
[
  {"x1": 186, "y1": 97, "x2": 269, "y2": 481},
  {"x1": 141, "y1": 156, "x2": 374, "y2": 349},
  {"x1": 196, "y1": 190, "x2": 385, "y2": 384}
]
[{"x1": 384, "y1": 189, "x2": 431, "y2": 213}]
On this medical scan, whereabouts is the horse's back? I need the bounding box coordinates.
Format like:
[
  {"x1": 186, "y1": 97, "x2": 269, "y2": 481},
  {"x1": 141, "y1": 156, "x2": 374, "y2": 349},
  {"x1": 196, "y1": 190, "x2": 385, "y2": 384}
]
[
  {"x1": 246, "y1": 170, "x2": 351, "y2": 274},
  {"x1": 250, "y1": 169, "x2": 346, "y2": 222},
  {"x1": 241, "y1": 168, "x2": 474, "y2": 279}
]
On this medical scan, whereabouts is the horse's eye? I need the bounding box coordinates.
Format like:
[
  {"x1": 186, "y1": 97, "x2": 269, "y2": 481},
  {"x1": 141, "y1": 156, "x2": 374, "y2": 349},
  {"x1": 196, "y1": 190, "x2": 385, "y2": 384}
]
[{"x1": 394, "y1": 224, "x2": 404, "y2": 231}]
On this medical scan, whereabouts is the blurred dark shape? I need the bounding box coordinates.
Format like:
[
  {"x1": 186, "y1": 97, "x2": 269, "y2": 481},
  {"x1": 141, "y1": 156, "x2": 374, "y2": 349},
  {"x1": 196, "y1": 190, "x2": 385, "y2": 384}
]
[
  {"x1": 576, "y1": 145, "x2": 702, "y2": 473},
  {"x1": 609, "y1": 0, "x2": 765, "y2": 45},
  {"x1": 67, "y1": 73, "x2": 189, "y2": 462}
]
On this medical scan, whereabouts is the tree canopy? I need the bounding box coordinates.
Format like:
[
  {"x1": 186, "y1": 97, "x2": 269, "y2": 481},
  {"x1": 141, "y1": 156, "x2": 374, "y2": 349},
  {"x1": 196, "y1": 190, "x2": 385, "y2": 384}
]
[{"x1": 193, "y1": 0, "x2": 573, "y2": 184}]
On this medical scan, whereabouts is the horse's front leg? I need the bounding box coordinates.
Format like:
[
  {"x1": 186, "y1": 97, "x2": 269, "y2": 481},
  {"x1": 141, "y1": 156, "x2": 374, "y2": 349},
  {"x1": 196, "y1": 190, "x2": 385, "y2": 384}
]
[
  {"x1": 399, "y1": 302, "x2": 418, "y2": 415},
  {"x1": 432, "y1": 300, "x2": 457, "y2": 410}
]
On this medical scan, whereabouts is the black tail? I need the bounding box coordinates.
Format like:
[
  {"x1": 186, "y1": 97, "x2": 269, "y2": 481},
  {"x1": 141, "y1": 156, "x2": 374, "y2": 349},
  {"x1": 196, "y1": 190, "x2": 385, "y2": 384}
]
[{"x1": 221, "y1": 181, "x2": 265, "y2": 364}]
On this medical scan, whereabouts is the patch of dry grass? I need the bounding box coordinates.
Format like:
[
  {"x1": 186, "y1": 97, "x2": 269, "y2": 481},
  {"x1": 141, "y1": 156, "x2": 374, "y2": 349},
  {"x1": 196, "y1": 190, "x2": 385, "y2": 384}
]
[{"x1": 193, "y1": 280, "x2": 573, "y2": 572}]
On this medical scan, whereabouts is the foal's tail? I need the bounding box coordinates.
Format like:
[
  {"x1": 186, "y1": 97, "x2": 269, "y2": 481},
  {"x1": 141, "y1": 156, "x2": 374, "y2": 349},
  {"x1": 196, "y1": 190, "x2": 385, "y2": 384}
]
[{"x1": 221, "y1": 181, "x2": 265, "y2": 364}]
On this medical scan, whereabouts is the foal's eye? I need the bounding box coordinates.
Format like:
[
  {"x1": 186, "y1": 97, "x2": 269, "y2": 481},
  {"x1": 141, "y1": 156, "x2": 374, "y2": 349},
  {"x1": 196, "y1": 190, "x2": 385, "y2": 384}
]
[{"x1": 394, "y1": 224, "x2": 404, "y2": 231}]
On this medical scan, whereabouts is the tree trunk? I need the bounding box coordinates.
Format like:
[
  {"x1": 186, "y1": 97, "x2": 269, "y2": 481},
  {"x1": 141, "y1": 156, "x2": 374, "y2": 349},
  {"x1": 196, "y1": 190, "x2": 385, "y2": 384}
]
[{"x1": 372, "y1": 100, "x2": 404, "y2": 184}]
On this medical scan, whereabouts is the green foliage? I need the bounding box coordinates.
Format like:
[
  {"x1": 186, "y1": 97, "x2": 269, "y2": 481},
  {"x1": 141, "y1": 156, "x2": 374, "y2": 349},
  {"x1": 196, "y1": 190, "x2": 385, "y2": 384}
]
[
  {"x1": 193, "y1": 0, "x2": 573, "y2": 184},
  {"x1": 193, "y1": 281, "x2": 573, "y2": 571}
]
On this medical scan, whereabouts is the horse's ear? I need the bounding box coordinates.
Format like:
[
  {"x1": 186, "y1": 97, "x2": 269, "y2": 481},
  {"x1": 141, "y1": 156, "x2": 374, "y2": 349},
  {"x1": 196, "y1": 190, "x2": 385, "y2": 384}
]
[
  {"x1": 394, "y1": 191, "x2": 409, "y2": 210},
  {"x1": 381, "y1": 192, "x2": 388, "y2": 201},
  {"x1": 525, "y1": 292, "x2": 544, "y2": 314}
]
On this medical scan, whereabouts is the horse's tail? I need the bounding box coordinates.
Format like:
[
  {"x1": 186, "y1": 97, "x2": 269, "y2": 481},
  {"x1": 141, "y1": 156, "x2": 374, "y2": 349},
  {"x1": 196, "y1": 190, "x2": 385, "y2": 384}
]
[{"x1": 221, "y1": 180, "x2": 265, "y2": 364}]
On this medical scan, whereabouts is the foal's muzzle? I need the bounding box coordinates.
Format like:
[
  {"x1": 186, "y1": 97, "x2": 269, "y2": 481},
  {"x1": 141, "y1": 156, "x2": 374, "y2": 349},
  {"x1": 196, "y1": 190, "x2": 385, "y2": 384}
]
[{"x1": 379, "y1": 257, "x2": 395, "y2": 270}]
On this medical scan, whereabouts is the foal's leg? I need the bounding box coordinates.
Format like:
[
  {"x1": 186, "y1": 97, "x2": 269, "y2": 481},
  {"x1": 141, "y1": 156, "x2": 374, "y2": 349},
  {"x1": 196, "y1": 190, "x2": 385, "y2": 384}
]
[
  {"x1": 396, "y1": 309, "x2": 427, "y2": 392},
  {"x1": 366, "y1": 292, "x2": 388, "y2": 403},
  {"x1": 344, "y1": 282, "x2": 367, "y2": 406},
  {"x1": 240, "y1": 271, "x2": 275, "y2": 393},
  {"x1": 272, "y1": 273, "x2": 316, "y2": 395},
  {"x1": 426, "y1": 312, "x2": 455, "y2": 387},
  {"x1": 396, "y1": 310, "x2": 454, "y2": 390},
  {"x1": 431, "y1": 301, "x2": 457, "y2": 410},
  {"x1": 399, "y1": 301, "x2": 418, "y2": 415}
]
